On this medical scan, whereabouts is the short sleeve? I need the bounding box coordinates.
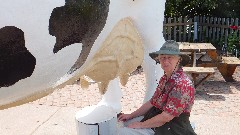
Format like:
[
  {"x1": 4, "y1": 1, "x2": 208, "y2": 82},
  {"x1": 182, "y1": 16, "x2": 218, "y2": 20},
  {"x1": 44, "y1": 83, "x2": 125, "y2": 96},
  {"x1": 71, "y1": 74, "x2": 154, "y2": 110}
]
[{"x1": 150, "y1": 76, "x2": 166, "y2": 107}]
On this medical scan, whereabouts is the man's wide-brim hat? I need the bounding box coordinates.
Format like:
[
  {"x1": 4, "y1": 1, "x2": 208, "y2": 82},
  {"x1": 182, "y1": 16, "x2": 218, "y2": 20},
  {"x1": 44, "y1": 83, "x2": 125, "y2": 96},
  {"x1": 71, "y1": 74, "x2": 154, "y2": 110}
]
[{"x1": 149, "y1": 40, "x2": 190, "y2": 66}]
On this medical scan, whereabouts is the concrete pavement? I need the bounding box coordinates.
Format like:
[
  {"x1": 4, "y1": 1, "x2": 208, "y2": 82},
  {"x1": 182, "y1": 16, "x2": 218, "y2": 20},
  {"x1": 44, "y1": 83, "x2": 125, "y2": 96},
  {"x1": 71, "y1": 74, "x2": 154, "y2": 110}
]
[
  {"x1": 0, "y1": 104, "x2": 79, "y2": 135},
  {"x1": 0, "y1": 67, "x2": 240, "y2": 135}
]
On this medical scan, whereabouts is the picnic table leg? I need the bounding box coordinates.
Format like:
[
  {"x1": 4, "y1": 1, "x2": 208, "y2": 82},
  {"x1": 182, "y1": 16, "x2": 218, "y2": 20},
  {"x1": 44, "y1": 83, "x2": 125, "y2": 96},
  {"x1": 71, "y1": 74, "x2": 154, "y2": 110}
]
[
  {"x1": 191, "y1": 51, "x2": 197, "y2": 67},
  {"x1": 194, "y1": 73, "x2": 213, "y2": 88},
  {"x1": 191, "y1": 73, "x2": 198, "y2": 87},
  {"x1": 217, "y1": 63, "x2": 237, "y2": 82}
]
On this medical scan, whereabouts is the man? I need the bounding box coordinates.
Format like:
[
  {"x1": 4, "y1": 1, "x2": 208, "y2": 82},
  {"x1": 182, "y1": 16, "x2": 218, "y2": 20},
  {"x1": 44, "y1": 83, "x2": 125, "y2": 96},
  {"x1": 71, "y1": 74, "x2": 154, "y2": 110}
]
[{"x1": 118, "y1": 40, "x2": 196, "y2": 135}]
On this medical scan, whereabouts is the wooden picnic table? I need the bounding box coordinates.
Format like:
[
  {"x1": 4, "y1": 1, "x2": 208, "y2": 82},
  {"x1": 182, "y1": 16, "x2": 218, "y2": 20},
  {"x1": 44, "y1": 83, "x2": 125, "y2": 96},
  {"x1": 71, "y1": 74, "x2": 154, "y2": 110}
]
[
  {"x1": 178, "y1": 42, "x2": 240, "y2": 82},
  {"x1": 178, "y1": 42, "x2": 216, "y2": 88},
  {"x1": 179, "y1": 42, "x2": 218, "y2": 67}
]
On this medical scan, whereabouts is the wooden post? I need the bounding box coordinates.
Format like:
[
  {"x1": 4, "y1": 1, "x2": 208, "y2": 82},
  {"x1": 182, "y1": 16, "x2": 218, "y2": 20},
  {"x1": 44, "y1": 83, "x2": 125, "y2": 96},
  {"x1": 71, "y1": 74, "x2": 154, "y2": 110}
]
[
  {"x1": 174, "y1": 17, "x2": 177, "y2": 41},
  {"x1": 192, "y1": 51, "x2": 197, "y2": 67},
  {"x1": 183, "y1": 17, "x2": 187, "y2": 41},
  {"x1": 194, "y1": 16, "x2": 198, "y2": 42},
  {"x1": 168, "y1": 17, "x2": 172, "y2": 40},
  {"x1": 179, "y1": 17, "x2": 183, "y2": 42},
  {"x1": 188, "y1": 18, "x2": 192, "y2": 42}
]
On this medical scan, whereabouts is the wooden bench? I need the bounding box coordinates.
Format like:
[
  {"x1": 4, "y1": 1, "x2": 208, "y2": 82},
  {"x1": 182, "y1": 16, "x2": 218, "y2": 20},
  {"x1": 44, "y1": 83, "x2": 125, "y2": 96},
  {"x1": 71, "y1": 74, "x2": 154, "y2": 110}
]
[
  {"x1": 183, "y1": 67, "x2": 215, "y2": 88},
  {"x1": 217, "y1": 57, "x2": 240, "y2": 82}
]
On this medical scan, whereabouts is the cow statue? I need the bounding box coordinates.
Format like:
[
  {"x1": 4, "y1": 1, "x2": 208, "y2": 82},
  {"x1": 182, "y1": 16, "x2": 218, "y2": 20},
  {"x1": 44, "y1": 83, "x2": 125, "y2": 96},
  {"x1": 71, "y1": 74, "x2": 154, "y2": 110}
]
[{"x1": 0, "y1": 0, "x2": 165, "y2": 134}]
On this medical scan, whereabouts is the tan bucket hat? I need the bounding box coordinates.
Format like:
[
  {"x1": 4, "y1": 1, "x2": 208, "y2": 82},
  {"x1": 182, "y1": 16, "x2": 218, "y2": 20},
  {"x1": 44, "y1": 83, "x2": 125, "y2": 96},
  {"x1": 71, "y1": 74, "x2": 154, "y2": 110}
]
[{"x1": 149, "y1": 40, "x2": 190, "y2": 66}]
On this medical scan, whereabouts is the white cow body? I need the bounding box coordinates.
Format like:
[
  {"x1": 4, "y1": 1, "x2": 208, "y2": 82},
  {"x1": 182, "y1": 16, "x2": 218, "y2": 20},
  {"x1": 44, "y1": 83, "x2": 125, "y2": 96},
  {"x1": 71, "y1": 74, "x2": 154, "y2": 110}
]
[
  {"x1": 0, "y1": 0, "x2": 166, "y2": 114},
  {"x1": 1, "y1": 0, "x2": 166, "y2": 134}
]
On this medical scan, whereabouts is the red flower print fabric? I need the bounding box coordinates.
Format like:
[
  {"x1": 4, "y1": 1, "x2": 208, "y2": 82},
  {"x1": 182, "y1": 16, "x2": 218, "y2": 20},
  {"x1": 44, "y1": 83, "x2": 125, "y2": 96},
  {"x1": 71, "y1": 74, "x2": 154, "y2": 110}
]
[{"x1": 150, "y1": 68, "x2": 195, "y2": 117}]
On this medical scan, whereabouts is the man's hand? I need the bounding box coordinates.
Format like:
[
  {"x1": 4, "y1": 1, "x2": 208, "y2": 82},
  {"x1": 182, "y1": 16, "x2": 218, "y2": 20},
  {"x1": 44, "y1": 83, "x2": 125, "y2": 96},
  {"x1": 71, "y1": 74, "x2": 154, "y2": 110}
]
[
  {"x1": 127, "y1": 121, "x2": 143, "y2": 128},
  {"x1": 117, "y1": 113, "x2": 132, "y2": 122}
]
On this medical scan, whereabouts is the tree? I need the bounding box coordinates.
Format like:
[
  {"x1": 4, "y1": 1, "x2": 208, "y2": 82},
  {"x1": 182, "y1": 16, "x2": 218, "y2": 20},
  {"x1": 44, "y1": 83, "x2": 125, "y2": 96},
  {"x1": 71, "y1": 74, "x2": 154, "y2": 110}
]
[
  {"x1": 212, "y1": 0, "x2": 240, "y2": 18},
  {"x1": 165, "y1": 0, "x2": 240, "y2": 18}
]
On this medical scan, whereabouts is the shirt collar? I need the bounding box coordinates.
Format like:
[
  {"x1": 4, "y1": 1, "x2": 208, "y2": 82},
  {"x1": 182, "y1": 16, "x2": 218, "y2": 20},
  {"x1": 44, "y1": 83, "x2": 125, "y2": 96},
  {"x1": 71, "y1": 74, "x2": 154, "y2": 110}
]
[{"x1": 163, "y1": 67, "x2": 183, "y2": 81}]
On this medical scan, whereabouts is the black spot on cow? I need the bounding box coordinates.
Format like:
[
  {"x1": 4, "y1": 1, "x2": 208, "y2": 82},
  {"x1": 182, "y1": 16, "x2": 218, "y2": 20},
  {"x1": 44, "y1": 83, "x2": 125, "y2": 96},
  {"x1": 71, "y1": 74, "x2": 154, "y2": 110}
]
[
  {"x1": 0, "y1": 26, "x2": 36, "y2": 87},
  {"x1": 49, "y1": 0, "x2": 110, "y2": 73}
]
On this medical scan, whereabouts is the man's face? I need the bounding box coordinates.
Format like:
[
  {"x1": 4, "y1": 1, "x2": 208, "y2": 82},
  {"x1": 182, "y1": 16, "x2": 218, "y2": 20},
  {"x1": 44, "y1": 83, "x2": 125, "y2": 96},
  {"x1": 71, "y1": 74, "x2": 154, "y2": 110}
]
[{"x1": 158, "y1": 54, "x2": 180, "y2": 73}]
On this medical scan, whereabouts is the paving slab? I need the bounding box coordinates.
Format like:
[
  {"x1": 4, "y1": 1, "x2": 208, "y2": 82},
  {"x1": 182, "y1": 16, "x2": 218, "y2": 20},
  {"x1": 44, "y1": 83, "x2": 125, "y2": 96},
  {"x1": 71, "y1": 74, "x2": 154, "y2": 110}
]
[
  {"x1": 32, "y1": 106, "x2": 79, "y2": 135},
  {"x1": 190, "y1": 115, "x2": 240, "y2": 135},
  {"x1": 0, "y1": 104, "x2": 79, "y2": 135}
]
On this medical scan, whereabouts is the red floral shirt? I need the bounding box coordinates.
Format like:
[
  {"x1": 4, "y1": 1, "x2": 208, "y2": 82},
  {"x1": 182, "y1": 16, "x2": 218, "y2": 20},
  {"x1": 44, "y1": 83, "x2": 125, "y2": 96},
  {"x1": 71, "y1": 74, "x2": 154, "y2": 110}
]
[{"x1": 150, "y1": 68, "x2": 195, "y2": 117}]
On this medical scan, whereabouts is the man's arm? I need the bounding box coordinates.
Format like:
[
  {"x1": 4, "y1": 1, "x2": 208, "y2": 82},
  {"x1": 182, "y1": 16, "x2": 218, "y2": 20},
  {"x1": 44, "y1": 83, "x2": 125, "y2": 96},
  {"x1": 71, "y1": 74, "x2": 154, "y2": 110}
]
[
  {"x1": 141, "y1": 111, "x2": 174, "y2": 128},
  {"x1": 128, "y1": 111, "x2": 174, "y2": 128}
]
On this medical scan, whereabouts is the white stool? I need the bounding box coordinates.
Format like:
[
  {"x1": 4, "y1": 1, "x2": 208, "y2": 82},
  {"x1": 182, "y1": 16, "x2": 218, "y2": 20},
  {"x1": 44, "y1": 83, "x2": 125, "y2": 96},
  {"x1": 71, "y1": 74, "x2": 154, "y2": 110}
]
[{"x1": 75, "y1": 105, "x2": 118, "y2": 135}]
